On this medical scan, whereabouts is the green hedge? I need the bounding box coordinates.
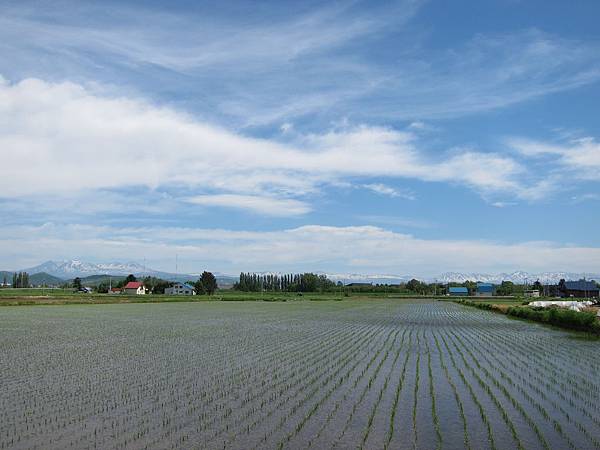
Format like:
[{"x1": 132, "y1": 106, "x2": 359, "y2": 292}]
[
  {"x1": 506, "y1": 306, "x2": 600, "y2": 334},
  {"x1": 456, "y1": 300, "x2": 494, "y2": 310},
  {"x1": 457, "y1": 300, "x2": 600, "y2": 335}
]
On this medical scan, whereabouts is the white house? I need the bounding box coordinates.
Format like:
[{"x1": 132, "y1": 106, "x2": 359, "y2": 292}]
[
  {"x1": 165, "y1": 282, "x2": 196, "y2": 295},
  {"x1": 123, "y1": 281, "x2": 147, "y2": 295}
]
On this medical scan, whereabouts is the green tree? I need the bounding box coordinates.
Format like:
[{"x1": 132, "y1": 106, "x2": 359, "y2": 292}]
[
  {"x1": 194, "y1": 279, "x2": 205, "y2": 295},
  {"x1": 198, "y1": 271, "x2": 217, "y2": 295},
  {"x1": 73, "y1": 277, "x2": 82, "y2": 290},
  {"x1": 125, "y1": 274, "x2": 137, "y2": 283},
  {"x1": 496, "y1": 280, "x2": 515, "y2": 296}
]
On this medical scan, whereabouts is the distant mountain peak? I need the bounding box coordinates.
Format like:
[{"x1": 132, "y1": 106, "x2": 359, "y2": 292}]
[
  {"x1": 24, "y1": 259, "x2": 168, "y2": 279},
  {"x1": 19, "y1": 259, "x2": 237, "y2": 285}
]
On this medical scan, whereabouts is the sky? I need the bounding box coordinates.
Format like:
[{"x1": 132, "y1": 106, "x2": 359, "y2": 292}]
[{"x1": 1, "y1": 0, "x2": 600, "y2": 276}]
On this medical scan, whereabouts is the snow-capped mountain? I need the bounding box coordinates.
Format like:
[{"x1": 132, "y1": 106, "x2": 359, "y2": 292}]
[
  {"x1": 21, "y1": 259, "x2": 238, "y2": 284},
  {"x1": 17, "y1": 260, "x2": 599, "y2": 285},
  {"x1": 322, "y1": 272, "x2": 412, "y2": 284},
  {"x1": 435, "y1": 271, "x2": 599, "y2": 284},
  {"x1": 22, "y1": 260, "x2": 188, "y2": 280},
  {"x1": 322, "y1": 271, "x2": 599, "y2": 284}
]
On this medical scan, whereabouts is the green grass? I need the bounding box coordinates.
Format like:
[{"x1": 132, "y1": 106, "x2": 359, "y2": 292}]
[{"x1": 0, "y1": 288, "x2": 397, "y2": 306}]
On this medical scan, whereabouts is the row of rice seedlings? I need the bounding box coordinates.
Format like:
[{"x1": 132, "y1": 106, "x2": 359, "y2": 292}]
[
  {"x1": 438, "y1": 333, "x2": 498, "y2": 450},
  {"x1": 432, "y1": 332, "x2": 471, "y2": 450},
  {"x1": 383, "y1": 330, "x2": 413, "y2": 450},
  {"x1": 424, "y1": 334, "x2": 443, "y2": 450},
  {"x1": 1, "y1": 304, "x2": 359, "y2": 449},
  {"x1": 1, "y1": 320, "x2": 283, "y2": 448},
  {"x1": 152, "y1": 304, "x2": 404, "y2": 448},
  {"x1": 445, "y1": 331, "x2": 532, "y2": 450},
  {"x1": 283, "y1": 323, "x2": 404, "y2": 449},
  {"x1": 166, "y1": 302, "x2": 392, "y2": 446},
  {"x1": 457, "y1": 308, "x2": 600, "y2": 418},
  {"x1": 461, "y1": 321, "x2": 600, "y2": 448},
  {"x1": 458, "y1": 304, "x2": 600, "y2": 390},
  {"x1": 457, "y1": 325, "x2": 581, "y2": 446},
  {"x1": 462, "y1": 305, "x2": 600, "y2": 391},
  {"x1": 183, "y1": 311, "x2": 373, "y2": 433},
  {"x1": 411, "y1": 333, "x2": 421, "y2": 450},
  {"x1": 303, "y1": 325, "x2": 408, "y2": 449},
  {"x1": 296, "y1": 330, "x2": 406, "y2": 446},
  {"x1": 450, "y1": 328, "x2": 558, "y2": 450},
  {"x1": 241, "y1": 318, "x2": 392, "y2": 449},
  {"x1": 481, "y1": 321, "x2": 600, "y2": 420},
  {"x1": 128, "y1": 325, "x2": 316, "y2": 447},
  {"x1": 209, "y1": 318, "x2": 376, "y2": 442},
  {"x1": 359, "y1": 327, "x2": 409, "y2": 449},
  {"x1": 454, "y1": 304, "x2": 600, "y2": 449},
  {"x1": 329, "y1": 325, "x2": 405, "y2": 448}
]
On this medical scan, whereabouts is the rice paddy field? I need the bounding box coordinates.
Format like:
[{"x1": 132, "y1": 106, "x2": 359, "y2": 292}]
[{"x1": 1, "y1": 299, "x2": 599, "y2": 450}]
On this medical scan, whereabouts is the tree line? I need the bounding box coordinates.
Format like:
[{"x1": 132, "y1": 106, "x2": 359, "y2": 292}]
[
  {"x1": 234, "y1": 273, "x2": 336, "y2": 292},
  {"x1": 12, "y1": 272, "x2": 30, "y2": 288}
]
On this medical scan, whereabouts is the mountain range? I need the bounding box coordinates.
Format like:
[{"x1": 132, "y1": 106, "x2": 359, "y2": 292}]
[
  {"x1": 5, "y1": 260, "x2": 237, "y2": 285},
  {"x1": 260, "y1": 270, "x2": 599, "y2": 285},
  {"x1": 3, "y1": 260, "x2": 597, "y2": 286}
]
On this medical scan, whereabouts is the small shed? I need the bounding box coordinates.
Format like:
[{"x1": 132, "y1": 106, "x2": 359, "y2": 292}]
[{"x1": 448, "y1": 287, "x2": 469, "y2": 296}]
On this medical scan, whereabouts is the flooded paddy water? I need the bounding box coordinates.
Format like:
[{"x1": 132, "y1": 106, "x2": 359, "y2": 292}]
[{"x1": 1, "y1": 300, "x2": 599, "y2": 449}]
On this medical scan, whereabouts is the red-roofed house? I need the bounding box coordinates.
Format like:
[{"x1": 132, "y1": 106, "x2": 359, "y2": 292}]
[{"x1": 123, "y1": 281, "x2": 147, "y2": 295}]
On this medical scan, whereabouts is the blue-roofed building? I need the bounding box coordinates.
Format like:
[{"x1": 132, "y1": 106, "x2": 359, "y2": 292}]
[
  {"x1": 448, "y1": 287, "x2": 469, "y2": 296},
  {"x1": 476, "y1": 283, "x2": 495, "y2": 297},
  {"x1": 164, "y1": 282, "x2": 196, "y2": 295}
]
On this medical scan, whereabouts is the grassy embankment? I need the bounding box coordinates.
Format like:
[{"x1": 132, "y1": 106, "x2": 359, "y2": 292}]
[{"x1": 457, "y1": 299, "x2": 600, "y2": 335}]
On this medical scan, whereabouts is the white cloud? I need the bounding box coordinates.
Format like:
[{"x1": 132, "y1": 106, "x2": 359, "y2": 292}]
[
  {"x1": 280, "y1": 122, "x2": 294, "y2": 133},
  {"x1": 362, "y1": 183, "x2": 415, "y2": 200},
  {"x1": 2, "y1": 223, "x2": 599, "y2": 276},
  {"x1": 0, "y1": 76, "x2": 547, "y2": 213},
  {"x1": 185, "y1": 194, "x2": 311, "y2": 216},
  {"x1": 509, "y1": 137, "x2": 600, "y2": 180}
]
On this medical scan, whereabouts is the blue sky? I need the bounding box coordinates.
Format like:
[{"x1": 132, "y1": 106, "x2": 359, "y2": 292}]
[{"x1": 1, "y1": 0, "x2": 600, "y2": 276}]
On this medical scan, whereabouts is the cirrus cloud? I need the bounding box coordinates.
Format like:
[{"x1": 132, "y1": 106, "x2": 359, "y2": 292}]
[{"x1": 0, "y1": 76, "x2": 550, "y2": 215}]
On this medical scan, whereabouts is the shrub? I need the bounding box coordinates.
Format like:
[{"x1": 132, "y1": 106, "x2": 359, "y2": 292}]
[{"x1": 506, "y1": 306, "x2": 599, "y2": 334}]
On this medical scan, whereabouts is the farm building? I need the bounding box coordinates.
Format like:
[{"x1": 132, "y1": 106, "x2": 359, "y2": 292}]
[
  {"x1": 123, "y1": 281, "x2": 147, "y2": 295},
  {"x1": 476, "y1": 283, "x2": 495, "y2": 296},
  {"x1": 108, "y1": 287, "x2": 122, "y2": 295},
  {"x1": 562, "y1": 280, "x2": 599, "y2": 298},
  {"x1": 165, "y1": 283, "x2": 196, "y2": 295},
  {"x1": 448, "y1": 287, "x2": 469, "y2": 296}
]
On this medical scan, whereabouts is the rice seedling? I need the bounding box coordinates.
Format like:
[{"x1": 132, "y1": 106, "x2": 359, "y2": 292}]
[{"x1": 1, "y1": 300, "x2": 599, "y2": 449}]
